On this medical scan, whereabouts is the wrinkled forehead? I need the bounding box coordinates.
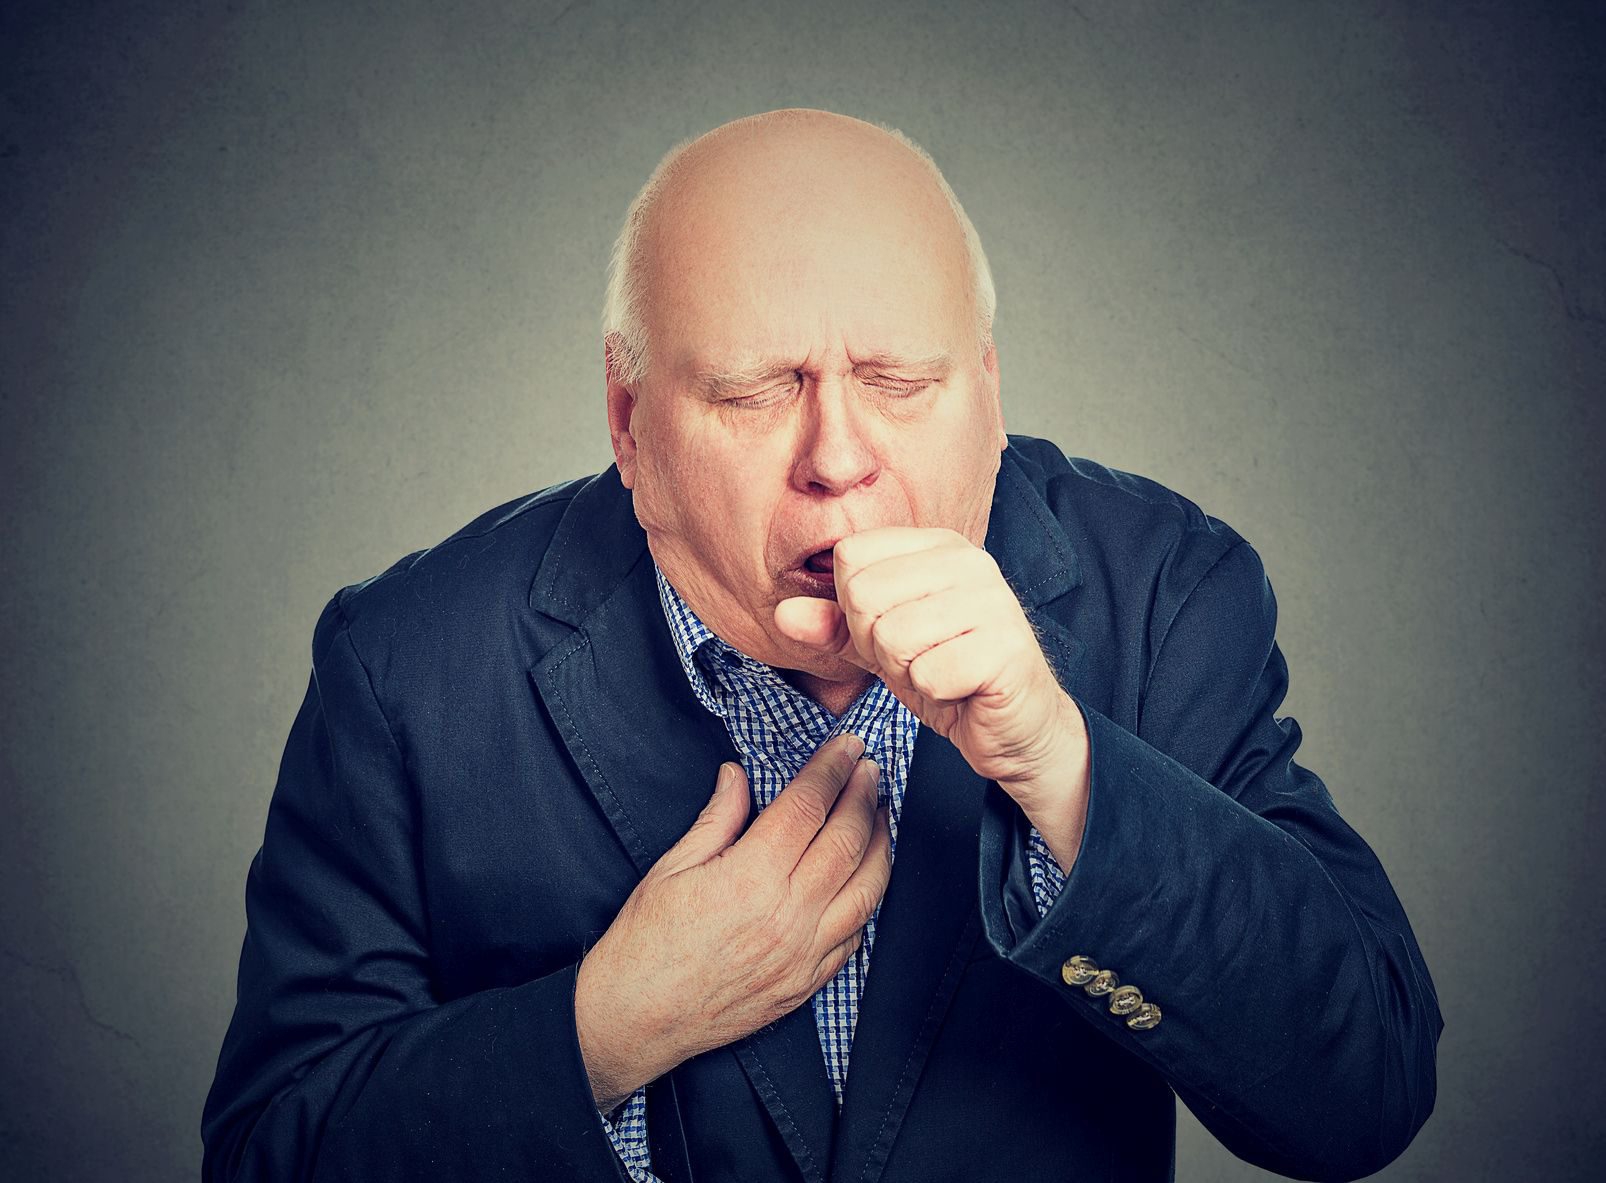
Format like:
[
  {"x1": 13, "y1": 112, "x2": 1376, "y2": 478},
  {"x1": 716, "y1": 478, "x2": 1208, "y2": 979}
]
[{"x1": 639, "y1": 132, "x2": 976, "y2": 378}]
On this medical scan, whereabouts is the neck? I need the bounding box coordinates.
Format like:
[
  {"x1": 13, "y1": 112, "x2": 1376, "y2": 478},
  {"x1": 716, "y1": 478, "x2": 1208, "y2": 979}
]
[{"x1": 783, "y1": 668, "x2": 875, "y2": 718}]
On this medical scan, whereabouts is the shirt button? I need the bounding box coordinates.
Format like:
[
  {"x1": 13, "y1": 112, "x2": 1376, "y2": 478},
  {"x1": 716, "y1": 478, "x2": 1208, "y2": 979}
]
[
  {"x1": 1108, "y1": 984, "x2": 1144, "y2": 1016},
  {"x1": 1126, "y1": 1002, "x2": 1162, "y2": 1030},
  {"x1": 1061, "y1": 955, "x2": 1099, "y2": 986},
  {"x1": 1085, "y1": 969, "x2": 1120, "y2": 996}
]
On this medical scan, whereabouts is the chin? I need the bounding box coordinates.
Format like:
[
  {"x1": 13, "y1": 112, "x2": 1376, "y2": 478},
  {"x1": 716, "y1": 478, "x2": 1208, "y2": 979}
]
[{"x1": 774, "y1": 643, "x2": 864, "y2": 684}]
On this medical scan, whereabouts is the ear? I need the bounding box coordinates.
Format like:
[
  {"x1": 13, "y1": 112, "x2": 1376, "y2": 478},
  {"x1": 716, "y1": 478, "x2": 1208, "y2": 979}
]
[
  {"x1": 604, "y1": 337, "x2": 641, "y2": 488},
  {"x1": 981, "y1": 338, "x2": 1006, "y2": 451}
]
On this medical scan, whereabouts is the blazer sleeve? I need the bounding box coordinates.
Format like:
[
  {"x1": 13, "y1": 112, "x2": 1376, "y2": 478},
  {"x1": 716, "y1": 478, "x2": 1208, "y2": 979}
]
[
  {"x1": 978, "y1": 538, "x2": 1444, "y2": 1182},
  {"x1": 201, "y1": 593, "x2": 631, "y2": 1182}
]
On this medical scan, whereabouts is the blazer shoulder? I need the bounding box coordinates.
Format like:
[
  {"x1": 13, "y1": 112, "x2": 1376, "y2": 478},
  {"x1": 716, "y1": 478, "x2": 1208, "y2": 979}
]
[
  {"x1": 312, "y1": 472, "x2": 596, "y2": 666},
  {"x1": 1005, "y1": 433, "x2": 1254, "y2": 595}
]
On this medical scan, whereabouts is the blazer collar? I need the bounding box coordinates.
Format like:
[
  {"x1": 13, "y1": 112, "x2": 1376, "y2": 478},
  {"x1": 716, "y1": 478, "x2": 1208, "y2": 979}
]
[{"x1": 526, "y1": 443, "x2": 1086, "y2": 1183}]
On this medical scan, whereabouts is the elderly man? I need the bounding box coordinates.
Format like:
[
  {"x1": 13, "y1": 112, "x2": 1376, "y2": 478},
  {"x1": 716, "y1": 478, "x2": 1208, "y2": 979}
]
[{"x1": 202, "y1": 109, "x2": 1442, "y2": 1182}]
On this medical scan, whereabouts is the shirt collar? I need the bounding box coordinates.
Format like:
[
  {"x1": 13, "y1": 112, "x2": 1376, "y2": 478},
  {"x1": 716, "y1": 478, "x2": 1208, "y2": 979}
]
[
  {"x1": 652, "y1": 562, "x2": 910, "y2": 757},
  {"x1": 652, "y1": 563, "x2": 769, "y2": 707}
]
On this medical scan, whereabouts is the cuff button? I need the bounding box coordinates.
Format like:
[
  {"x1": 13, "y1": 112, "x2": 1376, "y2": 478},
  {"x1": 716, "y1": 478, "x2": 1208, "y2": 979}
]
[
  {"x1": 1085, "y1": 969, "x2": 1120, "y2": 996},
  {"x1": 1061, "y1": 955, "x2": 1099, "y2": 986},
  {"x1": 1126, "y1": 1002, "x2": 1162, "y2": 1030},
  {"x1": 1108, "y1": 984, "x2": 1144, "y2": 1016}
]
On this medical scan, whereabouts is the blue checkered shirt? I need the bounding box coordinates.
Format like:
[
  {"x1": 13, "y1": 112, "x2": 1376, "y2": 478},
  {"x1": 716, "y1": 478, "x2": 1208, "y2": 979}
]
[{"x1": 597, "y1": 564, "x2": 1072, "y2": 1182}]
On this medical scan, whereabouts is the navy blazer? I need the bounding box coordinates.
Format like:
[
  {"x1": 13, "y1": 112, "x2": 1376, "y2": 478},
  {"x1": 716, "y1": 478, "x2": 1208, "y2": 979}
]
[{"x1": 202, "y1": 435, "x2": 1442, "y2": 1182}]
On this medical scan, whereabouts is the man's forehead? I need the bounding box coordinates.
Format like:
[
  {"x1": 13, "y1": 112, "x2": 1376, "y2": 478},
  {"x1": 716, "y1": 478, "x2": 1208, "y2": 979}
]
[{"x1": 654, "y1": 258, "x2": 970, "y2": 383}]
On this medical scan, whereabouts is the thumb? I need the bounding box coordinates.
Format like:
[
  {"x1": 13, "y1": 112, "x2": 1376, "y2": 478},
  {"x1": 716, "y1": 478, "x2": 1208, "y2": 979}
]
[
  {"x1": 774, "y1": 596, "x2": 853, "y2": 654},
  {"x1": 660, "y1": 762, "x2": 751, "y2": 872}
]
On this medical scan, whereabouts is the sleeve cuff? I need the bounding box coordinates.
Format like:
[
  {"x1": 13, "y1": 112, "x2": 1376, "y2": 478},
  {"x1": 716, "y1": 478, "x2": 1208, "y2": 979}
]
[
  {"x1": 598, "y1": 1088, "x2": 659, "y2": 1183},
  {"x1": 1024, "y1": 824, "x2": 1070, "y2": 916}
]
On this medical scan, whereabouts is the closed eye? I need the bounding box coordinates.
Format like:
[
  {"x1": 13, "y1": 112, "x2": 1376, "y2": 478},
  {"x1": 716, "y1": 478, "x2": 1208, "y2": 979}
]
[
  {"x1": 862, "y1": 376, "x2": 934, "y2": 395},
  {"x1": 720, "y1": 374, "x2": 933, "y2": 407},
  {"x1": 723, "y1": 381, "x2": 799, "y2": 409}
]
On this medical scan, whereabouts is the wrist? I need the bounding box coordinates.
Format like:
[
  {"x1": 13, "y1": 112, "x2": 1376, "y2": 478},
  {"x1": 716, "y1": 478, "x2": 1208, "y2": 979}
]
[
  {"x1": 998, "y1": 694, "x2": 1090, "y2": 872},
  {"x1": 996, "y1": 692, "x2": 1088, "y2": 804},
  {"x1": 574, "y1": 943, "x2": 673, "y2": 1112}
]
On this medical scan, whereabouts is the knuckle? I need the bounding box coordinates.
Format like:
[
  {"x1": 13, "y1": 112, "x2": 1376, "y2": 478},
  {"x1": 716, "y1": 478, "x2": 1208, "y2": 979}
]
[
  {"x1": 805, "y1": 742, "x2": 858, "y2": 786},
  {"x1": 808, "y1": 951, "x2": 848, "y2": 997},
  {"x1": 832, "y1": 932, "x2": 865, "y2": 975},
  {"x1": 772, "y1": 964, "x2": 817, "y2": 1012},
  {"x1": 867, "y1": 612, "x2": 909, "y2": 664},
  {"x1": 779, "y1": 781, "x2": 832, "y2": 833},
  {"x1": 821, "y1": 821, "x2": 867, "y2": 876},
  {"x1": 853, "y1": 885, "x2": 882, "y2": 926},
  {"x1": 796, "y1": 788, "x2": 835, "y2": 833},
  {"x1": 906, "y1": 656, "x2": 944, "y2": 699}
]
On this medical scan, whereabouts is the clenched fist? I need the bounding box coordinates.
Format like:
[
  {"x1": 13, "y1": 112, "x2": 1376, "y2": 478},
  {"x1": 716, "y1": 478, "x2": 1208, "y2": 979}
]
[
  {"x1": 773, "y1": 526, "x2": 1090, "y2": 872},
  {"x1": 573, "y1": 732, "x2": 892, "y2": 1112}
]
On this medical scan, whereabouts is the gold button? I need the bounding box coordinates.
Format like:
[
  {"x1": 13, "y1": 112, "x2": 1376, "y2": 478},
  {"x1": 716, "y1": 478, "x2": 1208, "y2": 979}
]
[
  {"x1": 1085, "y1": 969, "x2": 1119, "y2": 996},
  {"x1": 1061, "y1": 955, "x2": 1099, "y2": 986},
  {"x1": 1126, "y1": 1002, "x2": 1162, "y2": 1030},
  {"x1": 1108, "y1": 984, "x2": 1144, "y2": 1016}
]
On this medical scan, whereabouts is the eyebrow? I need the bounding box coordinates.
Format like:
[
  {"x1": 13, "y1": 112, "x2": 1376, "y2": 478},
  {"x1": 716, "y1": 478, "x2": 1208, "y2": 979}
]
[
  {"x1": 690, "y1": 351, "x2": 956, "y2": 398},
  {"x1": 691, "y1": 360, "x2": 801, "y2": 399}
]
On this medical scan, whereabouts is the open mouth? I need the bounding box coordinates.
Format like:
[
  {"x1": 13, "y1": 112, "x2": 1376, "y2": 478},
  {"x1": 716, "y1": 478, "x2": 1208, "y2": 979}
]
[{"x1": 788, "y1": 546, "x2": 837, "y2": 597}]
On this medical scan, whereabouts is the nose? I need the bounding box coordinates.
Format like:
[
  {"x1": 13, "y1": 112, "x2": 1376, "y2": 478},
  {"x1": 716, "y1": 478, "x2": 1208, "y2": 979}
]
[{"x1": 791, "y1": 378, "x2": 880, "y2": 496}]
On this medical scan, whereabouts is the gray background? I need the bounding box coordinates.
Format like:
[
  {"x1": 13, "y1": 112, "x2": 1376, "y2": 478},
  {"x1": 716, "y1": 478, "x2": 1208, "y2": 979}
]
[{"x1": 3, "y1": 0, "x2": 1602, "y2": 1179}]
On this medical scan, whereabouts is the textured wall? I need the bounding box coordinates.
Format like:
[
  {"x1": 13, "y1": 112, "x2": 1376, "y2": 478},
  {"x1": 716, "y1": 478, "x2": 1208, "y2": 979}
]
[{"x1": 2, "y1": 1, "x2": 1602, "y2": 1179}]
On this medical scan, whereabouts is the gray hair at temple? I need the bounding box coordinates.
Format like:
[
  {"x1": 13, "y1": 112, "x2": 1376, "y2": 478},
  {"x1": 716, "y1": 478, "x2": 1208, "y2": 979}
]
[{"x1": 600, "y1": 117, "x2": 998, "y2": 389}]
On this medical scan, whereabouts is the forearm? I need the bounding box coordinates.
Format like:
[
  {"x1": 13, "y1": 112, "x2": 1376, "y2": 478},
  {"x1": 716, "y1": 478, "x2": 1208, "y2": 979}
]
[{"x1": 574, "y1": 945, "x2": 683, "y2": 1113}]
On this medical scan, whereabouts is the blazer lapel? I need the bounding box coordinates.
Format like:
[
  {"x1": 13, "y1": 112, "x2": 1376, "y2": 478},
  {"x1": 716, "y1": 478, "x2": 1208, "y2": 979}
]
[
  {"x1": 531, "y1": 561, "x2": 735, "y2": 874},
  {"x1": 829, "y1": 449, "x2": 1088, "y2": 1183},
  {"x1": 527, "y1": 466, "x2": 839, "y2": 1181}
]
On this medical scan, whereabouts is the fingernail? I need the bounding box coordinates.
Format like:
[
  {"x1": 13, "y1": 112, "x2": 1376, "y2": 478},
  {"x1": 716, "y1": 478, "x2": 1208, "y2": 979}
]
[
  {"x1": 841, "y1": 733, "x2": 866, "y2": 759},
  {"x1": 860, "y1": 758, "x2": 880, "y2": 783}
]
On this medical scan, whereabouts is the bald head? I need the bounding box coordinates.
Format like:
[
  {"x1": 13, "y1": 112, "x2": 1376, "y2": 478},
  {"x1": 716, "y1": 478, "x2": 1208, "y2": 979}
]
[{"x1": 602, "y1": 109, "x2": 995, "y2": 388}]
